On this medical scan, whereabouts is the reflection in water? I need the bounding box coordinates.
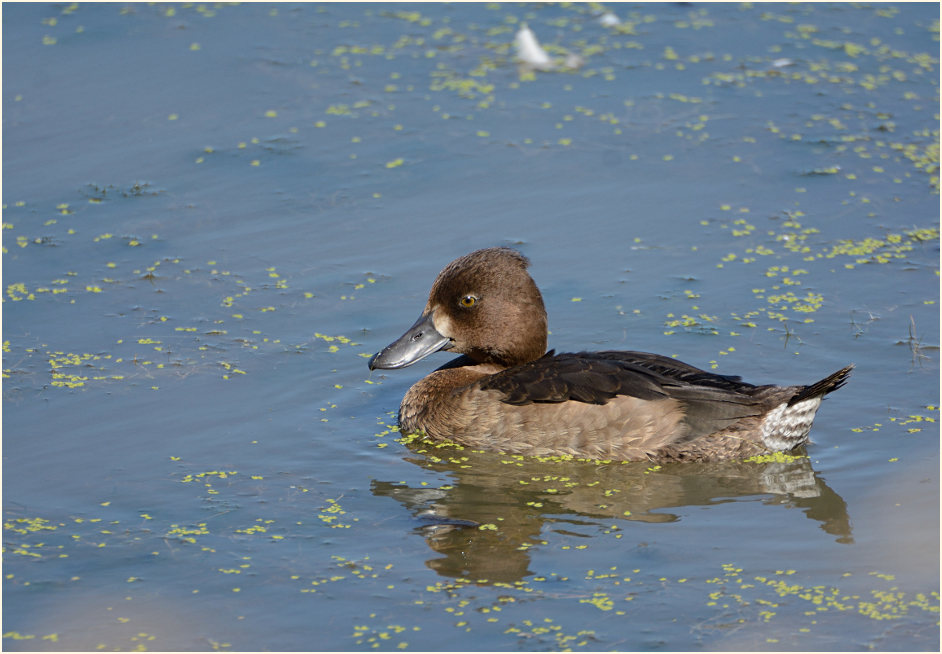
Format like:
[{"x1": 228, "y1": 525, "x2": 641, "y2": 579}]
[{"x1": 372, "y1": 444, "x2": 852, "y2": 584}]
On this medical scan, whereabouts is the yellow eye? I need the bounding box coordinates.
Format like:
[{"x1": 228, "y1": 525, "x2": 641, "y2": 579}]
[{"x1": 459, "y1": 295, "x2": 476, "y2": 308}]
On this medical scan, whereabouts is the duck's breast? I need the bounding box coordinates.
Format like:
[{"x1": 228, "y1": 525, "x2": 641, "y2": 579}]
[{"x1": 400, "y1": 365, "x2": 687, "y2": 460}]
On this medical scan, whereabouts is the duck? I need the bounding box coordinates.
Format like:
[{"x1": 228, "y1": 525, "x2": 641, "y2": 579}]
[{"x1": 368, "y1": 247, "x2": 853, "y2": 462}]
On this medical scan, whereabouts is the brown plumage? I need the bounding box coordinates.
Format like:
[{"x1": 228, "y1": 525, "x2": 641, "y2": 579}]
[{"x1": 369, "y1": 247, "x2": 853, "y2": 462}]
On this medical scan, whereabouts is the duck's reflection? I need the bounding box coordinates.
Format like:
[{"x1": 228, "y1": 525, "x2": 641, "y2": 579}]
[{"x1": 372, "y1": 444, "x2": 852, "y2": 584}]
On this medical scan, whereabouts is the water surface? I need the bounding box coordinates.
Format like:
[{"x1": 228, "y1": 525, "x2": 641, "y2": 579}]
[{"x1": 3, "y1": 3, "x2": 939, "y2": 651}]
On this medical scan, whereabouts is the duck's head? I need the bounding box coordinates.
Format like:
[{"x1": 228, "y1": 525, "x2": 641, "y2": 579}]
[{"x1": 369, "y1": 247, "x2": 548, "y2": 370}]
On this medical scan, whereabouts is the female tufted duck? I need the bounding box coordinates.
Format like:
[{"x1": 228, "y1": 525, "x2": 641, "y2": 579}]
[{"x1": 369, "y1": 247, "x2": 852, "y2": 462}]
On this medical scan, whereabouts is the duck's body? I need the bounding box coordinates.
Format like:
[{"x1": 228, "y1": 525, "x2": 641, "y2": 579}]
[{"x1": 369, "y1": 248, "x2": 852, "y2": 462}]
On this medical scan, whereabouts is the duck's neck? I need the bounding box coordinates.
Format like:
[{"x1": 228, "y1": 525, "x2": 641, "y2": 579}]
[{"x1": 473, "y1": 318, "x2": 547, "y2": 368}]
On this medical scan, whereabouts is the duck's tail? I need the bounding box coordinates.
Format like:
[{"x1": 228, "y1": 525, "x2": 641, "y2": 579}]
[
  {"x1": 788, "y1": 364, "x2": 855, "y2": 406},
  {"x1": 761, "y1": 364, "x2": 854, "y2": 451}
]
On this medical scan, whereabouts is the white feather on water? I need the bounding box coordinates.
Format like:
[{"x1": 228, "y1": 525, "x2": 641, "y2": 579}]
[
  {"x1": 599, "y1": 12, "x2": 621, "y2": 27},
  {"x1": 514, "y1": 24, "x2": 584, "y2": 72},
  {"x1": 514, "y1": 23, "x2": 555, "y2": 71}
]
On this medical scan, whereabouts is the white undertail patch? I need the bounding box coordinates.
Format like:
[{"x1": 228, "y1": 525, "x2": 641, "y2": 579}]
[{"x1": 760, "y1": 397, "x2": 823, "y2": 451}]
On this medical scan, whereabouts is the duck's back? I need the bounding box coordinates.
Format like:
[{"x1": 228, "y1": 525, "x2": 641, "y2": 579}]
[{"x1": 401, "y1": 351, "x2": 852, "y2": 462}]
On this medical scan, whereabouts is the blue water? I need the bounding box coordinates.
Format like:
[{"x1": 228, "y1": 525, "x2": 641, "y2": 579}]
[{"x1": 3, "y1": 3, "x2": 939, "y2": 651}]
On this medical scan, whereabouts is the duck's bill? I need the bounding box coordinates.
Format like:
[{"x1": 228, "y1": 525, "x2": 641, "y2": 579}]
[{"x1": 368, "y1": 312, "x2": 451, "y2": 370}]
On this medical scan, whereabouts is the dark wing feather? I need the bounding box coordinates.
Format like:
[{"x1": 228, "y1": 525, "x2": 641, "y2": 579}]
[
  {"x1": 480, "y1": 351, "x2": 769, "y2": 440},
  {"x1": 480, "y1": 351, "x2": 675, "y2": 405},
  {"x1": 480, "y1": 351, "x2": 759, "y2": 406},
  {"x1": 586, "y1": 351, "x2": 748, "y2": 391}
]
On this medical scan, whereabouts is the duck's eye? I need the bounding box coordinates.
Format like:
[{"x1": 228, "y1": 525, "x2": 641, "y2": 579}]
[{"x1": 459, "y1": 295, "x2": 477, "y2": 308}]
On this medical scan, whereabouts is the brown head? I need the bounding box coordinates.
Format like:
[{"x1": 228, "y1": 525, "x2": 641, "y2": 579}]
[{"x1": 369, "y1": 247, "x2": 548, "y2": 370}]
